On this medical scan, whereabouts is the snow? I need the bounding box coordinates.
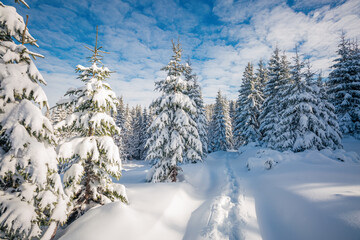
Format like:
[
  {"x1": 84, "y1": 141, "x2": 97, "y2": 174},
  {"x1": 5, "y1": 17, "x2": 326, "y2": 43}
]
[{"x1": 55, "y1": 137, "x2": 360, "y2": 240}]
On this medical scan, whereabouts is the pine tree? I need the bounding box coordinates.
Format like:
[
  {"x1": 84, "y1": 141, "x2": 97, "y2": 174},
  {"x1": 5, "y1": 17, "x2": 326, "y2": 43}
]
[
  {"x1": 274, "y1": 49, "x2": 326, "y2": 151},
  {"x1": 114, "y1": 96, "x2": 125, "y2": 159},
  {"x1": 129, "y1": 105, "x2": 143, "y2": 160},
  {"x1": 184, "y1": 60, "x2": 208, "y2": 160},
  {"x1": 56, "y1": 27, "x2": 127, "y2": 223},
  {"x1": 255, "y1": 59, "x2": 268, "y2": 106},
  {"x1": 139, "y1": 107, "x2": 151, "y2": 160},
  {"x1": 0, "y1": 2, "x2": 67, "y2": 239},
  {"x1": 234, "y1": 62, "x2": 263, "y2": 147},
  {"x1": 328, "y1": 34, "x2": 360, "y2": 138},
  {"x1": 316, "y1": 73, "x2": 343, "y2": 149},
  {"x1": 51, "y1": 103, "x2": 75, "y2": 144},
  {"x1": 229, "y1": 100, "x2": 237, "y2": 133},
  {"x1": 122, "y1": 104, "x2": 133, "y2": 160},
  {"x1": 146, "y1": 40, "x2": 202, "y2": 182},
  {"x1": 259, "y1": 48, "x2": 291, "y2": 147},
  {"x1": 209, "y1": 91, "x2": 233, "y2": 152}
]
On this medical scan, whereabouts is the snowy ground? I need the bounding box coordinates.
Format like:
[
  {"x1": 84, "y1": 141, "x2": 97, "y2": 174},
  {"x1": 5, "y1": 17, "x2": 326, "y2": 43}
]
[{"x1": 57, "y1": 138, "x2": 360, "y2": 240}]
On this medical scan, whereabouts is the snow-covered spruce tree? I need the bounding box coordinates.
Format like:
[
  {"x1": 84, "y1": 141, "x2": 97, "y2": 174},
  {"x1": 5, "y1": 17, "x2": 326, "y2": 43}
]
[
  {"x1": 146, "y1": 40, "x2": 202, "y2": 182},
  {"x1": 184, "y1": 60, "x2": 208, "y2": 160},
  {"x1": 0, "y1": 2, "x2": 67, "y2": 239},
  {"x1": 51, "y1": 103, "x2": 75, "y2": 144},
  {"x1": 259, "y1": 47, "x2": 291, "y2": 147},
  {"x1": 234, "y1": 62, "x2": 263, "y2": 147},
  {"x1": 129, "y1": 105, "x2": 143, "y2": 160},
  {"x1": 273, "y1": 48, "x2": 327, "y2": 151},
  {"x1": 328, "y1": 34, "x2": 360, "y2": 138},
  {"x1": 209, "y1": 90, "x2": 233, "y2": 152},
  {"x1": 255, "y1": 59, "x2": 268, "y2": 106},
  {"x1": 229, "y1": 100, "x2": 237, "y2": 121},
  {"x1": 316, "y1": 73, "x2": 342, "y2": 149},
  {"x1": 113, "y1": 96, "x2": 125, "y2": 159},
  {"x1": 139, "y1": 107, "x2": 151, "y2": 160},
  {"x1": 122, "y1": 104, "x2": 133, "y2": 160},
  {"x1": 56, "y1": 27, "x2": 127, "y2": 223}
]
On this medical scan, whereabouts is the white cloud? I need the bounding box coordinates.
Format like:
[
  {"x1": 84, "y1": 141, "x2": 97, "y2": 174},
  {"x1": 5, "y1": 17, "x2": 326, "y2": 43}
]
[{"x1": 20, "y1": 0, "x2": 360, "y2": 107}]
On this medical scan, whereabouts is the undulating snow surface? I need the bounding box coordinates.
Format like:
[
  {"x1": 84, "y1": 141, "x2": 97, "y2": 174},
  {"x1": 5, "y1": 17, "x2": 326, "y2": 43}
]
[{"x1": 57, "y1": 138, "x2": 360, "y2": 240}]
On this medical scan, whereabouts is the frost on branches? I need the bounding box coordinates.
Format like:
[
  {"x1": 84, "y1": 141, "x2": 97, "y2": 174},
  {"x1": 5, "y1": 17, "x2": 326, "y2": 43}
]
[
  {"x1": 0, "y1": 1, "x2": 67, "y2": 239},
  {"x1": 56, "y1": 28, "x2": 127, "y2": 223},
  {"x1": 146, "y1": 40, "x2": 202, "y2": 182}
]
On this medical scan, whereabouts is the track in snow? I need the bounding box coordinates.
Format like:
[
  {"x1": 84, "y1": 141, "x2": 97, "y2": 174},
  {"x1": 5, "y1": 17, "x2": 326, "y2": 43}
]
[{"x1": 201, "y1": 152, "x2": 244, "y2": 240}]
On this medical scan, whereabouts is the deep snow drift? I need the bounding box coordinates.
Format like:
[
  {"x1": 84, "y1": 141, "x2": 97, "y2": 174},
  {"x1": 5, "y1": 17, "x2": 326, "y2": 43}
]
[{"x1": 57, "y1": 137, "x2": 360, "y2": 240}]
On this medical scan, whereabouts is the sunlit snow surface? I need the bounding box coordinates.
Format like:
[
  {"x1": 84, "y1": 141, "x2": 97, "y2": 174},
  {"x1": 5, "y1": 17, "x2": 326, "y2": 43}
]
[{"x1": 57, "y1": 138, "x2": 360, "y2": 240}]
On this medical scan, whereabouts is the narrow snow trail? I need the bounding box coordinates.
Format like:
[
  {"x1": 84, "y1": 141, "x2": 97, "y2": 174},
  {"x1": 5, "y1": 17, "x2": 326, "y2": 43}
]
[{"x1": 184, "y1": 151, "x2": 249, "y2": 240}]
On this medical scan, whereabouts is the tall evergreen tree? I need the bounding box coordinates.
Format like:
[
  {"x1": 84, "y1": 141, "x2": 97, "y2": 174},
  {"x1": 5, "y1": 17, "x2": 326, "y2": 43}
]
[
  {"x1": 139, "y1": 107, "x2": 151, "y2": 160},
  {"x1": 122, "y1": 104, "x2": 133, "y2": 160},
  {"x1": 328, "y1": 34, "x2": 360, "y2": 138},
  {"x1": 255, "y1": 59, "x2": 268, "y2": 107},
  {"x1": 234, "y1": 62, "x2": 263, "y2": 147},
  {"x1": 0, "y1": 2, "x2": 67, "y2": 239},
  {"x1": 146, "y1": 40, "x2": 202, "y2": 182},
  {"x1": 316, "y1": 73, "x2": 343, "y2": 149},
  {"x1": 114, "y1": 96, "x2": 125, "y2": 159},
  {"x1": 259, "y1": 48, "x2": 291, "y2": 147},
  {"x1": 274, "y1": 49, "x2": 326, "y2": 151},
  {"x1": 209, "y1": 91, "x2": 233, "y2": 152},
  {"x1": 56, "y1": 27, "x2": 127, "y2": 223},
  {"x1": 129, "y1": 105, "x2": 143, "y2": 160},
  {"x1": 184, "y1": 60, "x2": 208, "y2": 160},
  {"x1": 228, "y1": 101, "x2": 236, "y2": 125}
]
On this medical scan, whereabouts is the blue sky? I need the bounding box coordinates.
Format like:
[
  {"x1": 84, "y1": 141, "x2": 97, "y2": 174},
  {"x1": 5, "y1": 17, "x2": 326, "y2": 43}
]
[{"x1": 9, "y1": 0, "x2": 360, "y2": 107}]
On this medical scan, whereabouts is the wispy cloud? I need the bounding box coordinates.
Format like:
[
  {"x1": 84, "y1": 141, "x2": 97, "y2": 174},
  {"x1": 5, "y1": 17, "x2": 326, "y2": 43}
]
[{"x1": 10, "y1": 0, "x2": 360, "y2": 107}]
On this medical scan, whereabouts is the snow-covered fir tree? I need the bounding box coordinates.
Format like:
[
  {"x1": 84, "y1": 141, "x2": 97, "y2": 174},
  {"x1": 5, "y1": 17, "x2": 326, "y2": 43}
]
[
  {"x1": 259, "y1": 47, "x2": 291, "y2": 147},
  {"x1": 229, "y1": 100, "x2": 237, "y2": 132},
  {"x1": 255, "y1": 59, "x2": 268, "y2": 106},
  {"x1": 139, "y1": 107, "x2": 151, "y2": 160},
  {"x1": 51, "y1": 103, "x2": 75, "y2": 144},
  {"x1": 114, "y1": 96, "x2": 125, "y2": 159},
  {"x1": 129, "y1": 105, "x2": 143, "y2": 160},
  {"x1": 122, "y1": 104, "x2": 133, "y2": 160},
  {"x1": 274, "y1": 49, "x2": 326, "y2": 151},
  {"x1": 56, "y1": 27, "x2": 127, "y2": 223},
  {"x1": 184, "y1": 60, "x2": 208, "y2": 160},
  {"x1": 316, "y1": 73, "x2": 343, "y2": 149},
  {"x1": 234, "y1": 62, "x2": 263, "y2": 147},
  {"x1": 328, "y1": 34, "x2": 360, "y2": 138},
  {"x1": 0, "y1": 2, "x2": 67, "y2": 239},
  {"x1": 209, "y1": 90, "x2": 233, "y2": 152},
  {"x1": 146, "y1": 40, "x2": 202, "y2": 182}
]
